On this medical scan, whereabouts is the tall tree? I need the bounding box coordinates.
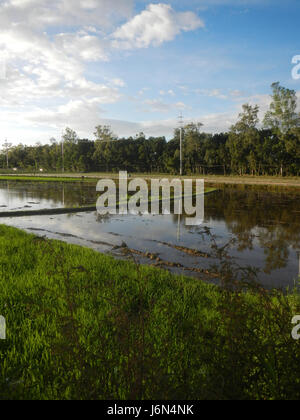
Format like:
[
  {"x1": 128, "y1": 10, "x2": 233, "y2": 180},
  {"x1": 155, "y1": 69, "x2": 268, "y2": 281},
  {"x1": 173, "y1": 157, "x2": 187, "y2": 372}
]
[
  {"x1": 94, "y1": 125, "x2": 117, "y2": 142},
  {"x1": 263, "y1": 82, "x2": 300, "y2": 175},
  {"x1": 228, "y1": 104, "x2": 260, "y2": 175},
  {"x1": 264, "y1": 82, "x2": 300, "y2": 133},
  {"x1": 62, "y1": 128, "x2": 79, "y2": 144},
  {"x1": 180, "y1": 122, "x2": 203, "y2": 174}
]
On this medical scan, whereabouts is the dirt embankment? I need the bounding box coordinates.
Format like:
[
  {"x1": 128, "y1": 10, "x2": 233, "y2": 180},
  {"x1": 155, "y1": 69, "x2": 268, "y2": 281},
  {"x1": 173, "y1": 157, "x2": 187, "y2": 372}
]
[{"x1": 1, "y1": 173, "x2": 300, "y2": 188}]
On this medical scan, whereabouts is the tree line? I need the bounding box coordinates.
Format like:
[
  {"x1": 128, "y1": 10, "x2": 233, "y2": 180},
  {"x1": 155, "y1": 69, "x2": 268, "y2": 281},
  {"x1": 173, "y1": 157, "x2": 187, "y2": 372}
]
[{"x1": 1, "y1": 82, "x2": 300, "y2": 176}]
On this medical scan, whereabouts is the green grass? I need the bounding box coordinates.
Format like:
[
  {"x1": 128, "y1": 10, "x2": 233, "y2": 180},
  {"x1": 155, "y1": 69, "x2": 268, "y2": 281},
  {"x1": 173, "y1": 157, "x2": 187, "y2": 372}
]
[
  {"x1": 0, "y1": 176, "x2": 98, "y2": 183},
  {"x1": 1, "y1": 172, "x2": 300, "y2": 185},
  {"x1": 0, "y1": 225, "x2": 300, "y2": 400}
]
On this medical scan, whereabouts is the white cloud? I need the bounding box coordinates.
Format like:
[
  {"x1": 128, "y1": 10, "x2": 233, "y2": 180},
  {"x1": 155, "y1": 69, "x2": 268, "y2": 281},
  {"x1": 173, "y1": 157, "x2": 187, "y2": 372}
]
[
  {"x1": 208, "y1": 89, "x2": 227, "y2": 99},
  {"x1": 141, "y1": 98, "x2": 188, "y2": 113},
  {"x1": 27, "y1": 98, "x2": 105, "y2": 130},
  {"x1": 1, "y1": 0, "x2": 270, "y2": 145},
  {"x1": 160, "y1": 89, "x2": 175, "y2": 96},
  {"x1": 5, "y1": 90, "x2": 299, "y2": 145},
  {"x1": 195, "y1": 88, "x2": 228, "y2": 99},
  {"x1": 229, "y1": 92, "x2": 273, "y2": 122},
  {"x1": 137, "y1": 87, "x2": 150, "y2": 96},
  {"x1": 0, "y1": 1, "x2": 202, "y2": 123},
  {"x1": 230, "y1": 89, "x2": 244, "y2": 97},
  {"x1": 54, "y1": 32, "x2": 109, "y2": 62},
  {"x1": 0, "y1": 29, "x2": 121, "y2": 108},
  {"x1": 112, "y1": 3, "x2": 204, "y2": 49},
  {"x1": 0, "y1": 0, "x2": 134, "y2": 30},
  {"x1": 105, "y1": 110, "x2": 237, "y2": 138},
  {"x1": 0, "y1": 0, "x2": 127, "y2": 122}
]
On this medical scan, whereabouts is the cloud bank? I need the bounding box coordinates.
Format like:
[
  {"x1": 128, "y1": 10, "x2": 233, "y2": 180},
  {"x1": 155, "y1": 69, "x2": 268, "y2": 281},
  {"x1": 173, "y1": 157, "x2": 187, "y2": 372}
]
[{"x1": 0, "y1": 0, "x2": 208, "y2": 143}]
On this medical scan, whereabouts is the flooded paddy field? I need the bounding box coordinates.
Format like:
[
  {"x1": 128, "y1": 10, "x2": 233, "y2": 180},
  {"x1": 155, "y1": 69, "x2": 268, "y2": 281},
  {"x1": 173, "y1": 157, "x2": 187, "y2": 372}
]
[{"x1": 0, "y1": 180, "x2": 299, "y2": 289}]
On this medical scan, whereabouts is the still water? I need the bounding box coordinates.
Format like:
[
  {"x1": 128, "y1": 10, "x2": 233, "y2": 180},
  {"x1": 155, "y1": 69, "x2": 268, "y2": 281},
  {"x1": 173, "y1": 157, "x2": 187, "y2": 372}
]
[{"x1": 0, "y1": 180, "x2": 300, "y2": 289}]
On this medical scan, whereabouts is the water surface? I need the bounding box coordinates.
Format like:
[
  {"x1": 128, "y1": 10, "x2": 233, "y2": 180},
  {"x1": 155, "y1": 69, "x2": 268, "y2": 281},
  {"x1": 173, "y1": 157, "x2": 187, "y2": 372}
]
[{"x1": 0, "y1": 181, "x2": 299, "y2": 289}]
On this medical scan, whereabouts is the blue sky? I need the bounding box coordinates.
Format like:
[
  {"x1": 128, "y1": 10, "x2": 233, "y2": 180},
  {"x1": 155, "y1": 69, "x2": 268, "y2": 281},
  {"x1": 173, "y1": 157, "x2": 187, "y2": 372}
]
[{"x1": 0, "y1": 0, "x2": 300, "y2": 144}]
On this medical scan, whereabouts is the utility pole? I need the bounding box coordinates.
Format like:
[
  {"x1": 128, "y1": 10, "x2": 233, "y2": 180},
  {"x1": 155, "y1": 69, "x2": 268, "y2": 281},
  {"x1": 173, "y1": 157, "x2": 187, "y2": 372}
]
[
  {"x1": 178, "y1": 113, "x2": 184, "y2": 176},
  {"x1": 3, "y1": 139, "x2": 12, "y2": 169},
  {"x1": 61, "y1": 130, "x2": 64, "y2": 173}
]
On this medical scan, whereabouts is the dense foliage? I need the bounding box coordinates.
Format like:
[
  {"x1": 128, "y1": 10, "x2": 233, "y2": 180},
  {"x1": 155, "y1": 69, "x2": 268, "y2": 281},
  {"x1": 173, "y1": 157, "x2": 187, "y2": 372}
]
[{"x1": 1, "y1": 83, "x2": 299, "y2": 176}]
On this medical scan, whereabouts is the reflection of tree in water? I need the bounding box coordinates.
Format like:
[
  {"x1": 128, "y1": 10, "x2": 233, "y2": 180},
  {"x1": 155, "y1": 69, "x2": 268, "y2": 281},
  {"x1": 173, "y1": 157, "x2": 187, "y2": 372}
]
[
  {"x1": 204, "y1": 186, "x2": 300, "y2": 272},
  {"x1": 95, "y1": 185, "x2": 300, "y2": 277},
  {"x1": 10, "y1": 181, "x2": 298, "y2": 275},
  {"x1": 258, "y1": 229, "x2": 290, "y2": 273},
  {"x1": 96, "y1": 213, "x2": 112, "y2": 224},
  {"x1": 92, "y1": 185, "x2": 300, "y2": 275}
]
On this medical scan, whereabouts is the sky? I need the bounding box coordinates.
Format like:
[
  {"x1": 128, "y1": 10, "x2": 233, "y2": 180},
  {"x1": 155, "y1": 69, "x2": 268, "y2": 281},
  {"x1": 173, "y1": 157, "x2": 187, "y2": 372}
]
[{"x1": 0, "y1": 0, "x2": 300, "y2": 145}]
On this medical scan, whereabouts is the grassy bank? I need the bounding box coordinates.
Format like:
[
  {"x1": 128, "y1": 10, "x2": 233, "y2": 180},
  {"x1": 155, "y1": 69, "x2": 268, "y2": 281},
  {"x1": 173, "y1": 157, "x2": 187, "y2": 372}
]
[
  {"x1": 0, "y1": 225, "x2": 300, "y2": 400},
  {"x1": 1, "y1": 173, "x2": 300, "y2": 188},
  {"x1": 0, "y1": 176, "x2": 98, "y2": 183}
]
